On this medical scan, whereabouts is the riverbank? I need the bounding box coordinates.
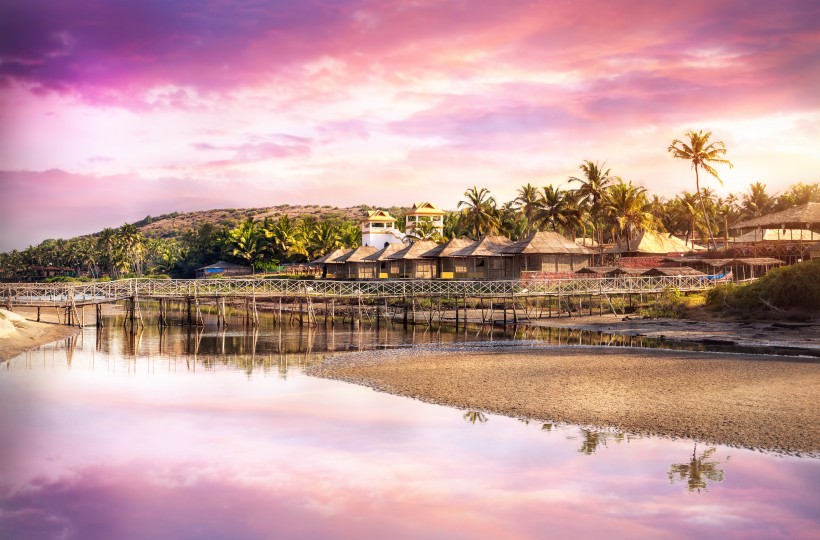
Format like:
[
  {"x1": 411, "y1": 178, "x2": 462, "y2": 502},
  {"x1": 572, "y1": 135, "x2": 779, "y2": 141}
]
[
  {"x1": 0, "y1": 309, "x2": 81, "y2": 361},
  {"x1": 309, "y1": 346, "x2": 820, "y2": 455},
  {"x1": 528, "y1": 313, "x2": 820, "y2": 352}
]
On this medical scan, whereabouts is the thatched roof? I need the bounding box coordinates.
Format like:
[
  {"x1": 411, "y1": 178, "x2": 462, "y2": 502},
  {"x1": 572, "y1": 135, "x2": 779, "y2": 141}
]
[
  {"x1": 642, "y1": 267, "x2": 705, "y2": 277},
  {"x1": 334, "y1": 245, "x2": 379, "y2": 263},
  {"x1": 733, "y1": 202, "x2": 820, "y2": 229},
  {"x1": 449, "y1": 236, "x2": 513, "y2": 257},
  {"x1": 420, "y1": 238, "x2": 473, "y2": 258},
  {"x1": 407, "y1": 202, "x2": 445, "y2": 216},
  {"x1": 606, "y1": 267, "x2": 647, "y2": 276},
  {"x1": 575, "y1": 266, "x2": 618, "y2": 275},
  {"x1": 362, "y1": 243, "x2": 404, "y2": 261},
  {"x1": 361, "y1": 209, "x2": 397, "y2": 223},
  {"x1": 386, "y1": 240, "x2": 441, "y2": 260},
  {"x1": 309, "y1": 248, "x2": 353, "y2": 265},
  {"x1": 606, "y1": 231, "x2": 703, "y2": 254},
  {"x1": 574, "y1": 237, "x2": 600, "y2": 248},
  {"x1": 502, "y1": 231, "x2": 595, "y2": 255},
  {"x1": 662, "y1": 256, "x2": 784, "y2": 267},
  {"x1": 197, "y1": 260, "x2": 250, "y2": 271},
  {"x1": 731, "y1": 228, "x2": 819, "y2": 243}
]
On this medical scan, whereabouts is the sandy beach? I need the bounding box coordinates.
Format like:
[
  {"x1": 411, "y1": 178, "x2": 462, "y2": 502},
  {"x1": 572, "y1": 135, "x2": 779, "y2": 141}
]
[
  {"x1": 309, "y1": 346, "x2": 820, "y2": 455},
  {"x1": 0, "y1": 309, "x2": 81, "y2": 362}
]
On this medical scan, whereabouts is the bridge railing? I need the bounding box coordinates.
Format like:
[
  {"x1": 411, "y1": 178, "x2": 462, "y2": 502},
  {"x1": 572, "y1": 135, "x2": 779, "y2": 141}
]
[{"x1": 2, "y1": 275, "x2": 719, "y2": 306}]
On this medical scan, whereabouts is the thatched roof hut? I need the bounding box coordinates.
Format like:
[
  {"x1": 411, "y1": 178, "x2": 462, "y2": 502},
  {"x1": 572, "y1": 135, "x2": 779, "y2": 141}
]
[
  {"x1": 362, "y1": 244, "x2": 405, "y2": 279},
  {"x1": 195, "y1": 260, "x2": 253, "y2": 278},
  {"x1": 420, "y1": 238, "x2": 474, "y2": 278},
  {"x1": 502, "y1": 231, "x2": 593, "y2": 276},
  {"x1": 733, "y1": 202, "x2": 820, "y2": 230},
  {"x1": 641, "y1": 267, "x2": 705, "y2": 277},
  {"x1": 310, "y1": 248, "x2": 354, "y2": 278},
  {"x1": 385, "y1": 240, "x2": 440, "y2": 278},
  {"x1": 334, "y1": 246, "x2": 380, "y2": 279},
  {"x1": 445, "y1": 236, "x2": 513, "y2": 279},
  {"x1": 606, "y1": 231, "x2": 704, "y2": 255},
  {"x1": 731, "y1": 228, "x2": 819, "y2": 243}
]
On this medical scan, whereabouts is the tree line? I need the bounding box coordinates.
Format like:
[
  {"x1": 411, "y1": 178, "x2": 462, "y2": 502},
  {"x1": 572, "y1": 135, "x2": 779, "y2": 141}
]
[{"x1": 1, "y1": 131, "x2": 817, "y2": 280}]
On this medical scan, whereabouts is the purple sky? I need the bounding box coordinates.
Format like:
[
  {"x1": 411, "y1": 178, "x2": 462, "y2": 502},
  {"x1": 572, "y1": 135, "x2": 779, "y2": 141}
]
[{"x1": 1, "y1": 0, "x2": 819, "y2": 250}]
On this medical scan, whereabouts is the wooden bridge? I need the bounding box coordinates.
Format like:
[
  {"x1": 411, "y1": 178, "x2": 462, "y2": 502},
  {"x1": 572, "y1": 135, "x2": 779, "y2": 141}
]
[{"x1": 2, "y1": 275, "x2": 723, "y2": 328}]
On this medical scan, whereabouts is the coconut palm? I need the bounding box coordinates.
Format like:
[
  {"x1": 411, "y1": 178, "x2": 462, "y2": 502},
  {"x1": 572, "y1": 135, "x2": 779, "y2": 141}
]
[
  {"x1": 668, "y1": 130, "x2": 733, "y2": 251},
  {"x1": 604, "y1": 180, "x2": 658, "y2": 251},
  {"x1": 740, "y1": 181, "x2": 774, "y2": 219},
  {"x1": 515, "y1": 183, "x2": 541, "y2": 234},
  {"x1": 457, "y1": 186, "x2": 499, "y2": 239},
  {"x1": 569, "y1": 161, "x2": 615, "y2": 245},
  {"x1": 534, "y1": 185, "x2": 582, "y2": 236},
  {"x1": 668, "y1": 444, "x2": 726, "y2": 493},
  {"x1": 228, "y1": 219, "x2": 265, "y2": 272}
]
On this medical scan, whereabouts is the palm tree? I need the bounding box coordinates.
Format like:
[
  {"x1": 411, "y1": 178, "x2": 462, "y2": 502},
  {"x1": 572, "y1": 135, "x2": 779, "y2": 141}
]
[
  {"x1": 534, "y1": 185, "x2": 582, "y2": 236},
  {"x1": 668, "y1": 130, "x2": 733, "y2": 251},
  {"x1": 604, "y1": 180, "x2": 658, "y2": 251},
  {"x1": 740, "y1": 181, "x2": 774, "y2": 219},
  {"x1": 228, "y1": 219, "x2": 265, "y2": 272},
  {"x1": 515, "y1": 183, "x2": 541, "y2": 234},
  {"x1": 497, "y1": 201, "x2": 528, "y2": 240},
  {"x1": 457, "y1": 186, "x2": 499, "y2": 239},
  {"x1": 668, "y1": 444, "x2": 726, "y2": 493},
  {"x1": 569, "y1": 160, "x2": 615, "y2": 247},
  {"x1": 309, "y1": 221, "x2": 343, "y2": 259}
]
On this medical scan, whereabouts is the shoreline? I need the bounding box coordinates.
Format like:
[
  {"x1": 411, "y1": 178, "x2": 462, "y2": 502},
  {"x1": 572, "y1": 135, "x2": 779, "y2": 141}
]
[
  {"x1": 0, "y1": 309, "x2": 81, "y2": 362},
  {"x1": 308, "y1": 345, "x2": 820, "y2": 456}
]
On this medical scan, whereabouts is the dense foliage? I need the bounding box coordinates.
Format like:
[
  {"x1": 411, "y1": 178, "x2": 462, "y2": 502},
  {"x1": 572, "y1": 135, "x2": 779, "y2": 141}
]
[{"x1": 706, "y1": 259, "x2": 820, "y2": 315}]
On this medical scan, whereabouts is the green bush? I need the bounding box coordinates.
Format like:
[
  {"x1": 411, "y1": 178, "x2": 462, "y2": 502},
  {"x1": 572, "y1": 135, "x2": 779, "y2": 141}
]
[
  {"x1": 706, "y1": 259, "x2": 820, "y2": 315},
  {"x1": 639, "y1": 287, "x2": 689, "y2": 318}
]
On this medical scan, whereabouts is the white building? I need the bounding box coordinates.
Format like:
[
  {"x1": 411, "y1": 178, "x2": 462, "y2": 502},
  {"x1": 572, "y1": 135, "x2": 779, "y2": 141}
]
[
  {"x1": 360, "y1": 210, "x2": 405, "y2": 248},
  {"x1": 405, "y1": 202, "x2": 445, "y2": 239}
]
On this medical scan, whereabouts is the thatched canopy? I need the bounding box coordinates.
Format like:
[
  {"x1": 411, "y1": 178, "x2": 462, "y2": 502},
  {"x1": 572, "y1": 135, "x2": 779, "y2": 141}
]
[
  {"x1": 386, "y1": 240, "x2": 441, "y2": 260},
  {"x1": 731, "y1": 228, "x2": 818, "y2": 243},
  {"x1": 642, "y1": 267, "x2": 705, "y2": 277},
  {"x1": 606, "y1": 231, "x2": 703, "y2": 254},
  {"x1": 362, "y1": 243, "x2": 404, "y2": 261},
  {"x1": 420, "y1": 238, "x2": 473, "y2": 258},
  {"x1": 334, "y1": 245, "x2": 379, "y2": 263},
  {"x1": 575, "y1": 266, "x2": 618, "y2": 275},
  {"x1": 733, "y1": 202, "x2": 820, "y2": 229},
  {"x1": 309, "y1": 248, "x2": 353, "y2": 265},
  {"x1": 503, "y1": 231, "x2": 595, "y2": 255},
  {"x1": 449, "y1": 236, "x2": 512, "y2": 257},
  {"x1": 574, "y1": 237, "x2": 600, "y2": 248}
]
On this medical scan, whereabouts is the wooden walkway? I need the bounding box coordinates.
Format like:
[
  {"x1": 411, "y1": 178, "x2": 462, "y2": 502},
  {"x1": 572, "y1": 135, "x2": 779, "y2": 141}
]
[{"x1": 3, "y1": 275, "x2": 720, "y2": 308}]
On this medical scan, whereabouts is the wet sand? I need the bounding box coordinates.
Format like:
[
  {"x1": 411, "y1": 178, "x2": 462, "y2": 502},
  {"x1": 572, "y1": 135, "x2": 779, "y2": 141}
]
[
  {"x1": 0, "y1": 309, "x2": 81, "y2": 362},
  {"x1": 309, "y1": 346, "x2": 820, "y2": 455}
]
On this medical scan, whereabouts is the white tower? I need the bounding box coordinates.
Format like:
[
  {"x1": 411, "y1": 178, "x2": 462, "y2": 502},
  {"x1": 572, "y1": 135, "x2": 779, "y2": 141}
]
[{"x1": 361, "y1": 210, "x2": 405, "y2": 248}]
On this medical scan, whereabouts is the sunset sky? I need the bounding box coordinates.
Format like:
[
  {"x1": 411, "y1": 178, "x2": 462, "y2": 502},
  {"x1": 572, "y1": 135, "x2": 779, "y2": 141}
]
[{"x1": 1, "y1": 0, "x2": 819, "y2": 250}]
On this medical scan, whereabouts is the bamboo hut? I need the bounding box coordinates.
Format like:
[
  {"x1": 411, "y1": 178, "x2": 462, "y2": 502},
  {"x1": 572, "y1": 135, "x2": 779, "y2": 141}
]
[
  {"x1": 195, "y1": 260, "x2": 252, "y2": 278},
  {"x1": 606, "y1": 230, "x2": 705, "y2": 256},
  {"x1": 604, "y1": 267, "x2": 646, "y2": 277},
  {"x1": 310, "y1": 248, "x2": 353, "y2": 279},
  {"x1": 420, "y1": 238, "x2": 473, "y2": 279},
  {"x1": 385, "y1": 240, "x2": 441, "y2": 278},
  {"x1": 445, "y1": 236, "x2": 513, "y2": 279},
  {"x1": 502, "y1": 231, "x2": 594, "y2": 278},
  {"x1": 362, "y1": 243, "x2": 405, "y2": 279},
  {"x1": 575, "y1": 266, "x2": 618, "y2": 276},
  {"x1": 334, "y1": 246, "x2": 380, "y2": 279}
]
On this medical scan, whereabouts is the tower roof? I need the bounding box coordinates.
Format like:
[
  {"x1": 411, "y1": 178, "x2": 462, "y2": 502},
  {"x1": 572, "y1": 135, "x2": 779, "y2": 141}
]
[
  {"x1": 361, "y1": 209, "x2": 397, "y2": 223},
  {"x1": 406, "y1": 202, "x2": 445, "y2": 216}
]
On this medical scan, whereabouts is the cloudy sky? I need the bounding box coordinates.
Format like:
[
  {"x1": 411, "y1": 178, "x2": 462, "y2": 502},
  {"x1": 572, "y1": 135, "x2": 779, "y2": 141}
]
[{"x1": 1, "y1": 0, "x2": 818, "y2": 250}]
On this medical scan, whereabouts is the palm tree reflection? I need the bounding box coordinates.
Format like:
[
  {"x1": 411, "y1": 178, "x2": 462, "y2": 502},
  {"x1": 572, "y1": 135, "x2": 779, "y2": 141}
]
[
  {"x1": 463, "y1": 411, "x2": 488, "y2": 424},
  {"x1": 668, "y1": 444, "x2": 727, "y2": 493},
  {"x1": 568, "y1": 429, "x2": 638, "y2": 454}
]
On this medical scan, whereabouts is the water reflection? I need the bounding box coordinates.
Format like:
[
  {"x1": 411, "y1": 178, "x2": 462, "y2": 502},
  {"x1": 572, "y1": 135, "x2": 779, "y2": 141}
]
[
  {"x1": 463, "y1": 411, "x2": 488, "y2": 424},
  {"x1": 668, "y1": 444, "x2": 728, "y2": 493},
  {"x1": 3, "y1": 317, "x2": 820, "y2": 539}
]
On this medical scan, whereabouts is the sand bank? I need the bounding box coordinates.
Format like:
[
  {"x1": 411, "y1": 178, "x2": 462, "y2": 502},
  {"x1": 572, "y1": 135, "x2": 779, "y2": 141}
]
[
  {"x1": 0, "y1": 309, "x2": 80, "y2": 361},
  {"x1": 528, "y1": 313, "x2": 820, "y2": 352},
  {"x1": 309, "y1": 346, "x2": 820, "y2": 455}
]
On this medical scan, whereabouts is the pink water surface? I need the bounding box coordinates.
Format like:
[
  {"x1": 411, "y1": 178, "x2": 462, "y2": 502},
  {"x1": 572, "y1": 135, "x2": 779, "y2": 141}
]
[{"x1": 1, "y1": 327, "x2": 818, "y2": 540}]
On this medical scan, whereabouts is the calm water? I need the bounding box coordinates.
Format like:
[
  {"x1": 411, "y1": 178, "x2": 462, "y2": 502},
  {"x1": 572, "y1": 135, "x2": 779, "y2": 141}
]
[{"x1": 1, "y1": 318, "x2": 819, "y2": 540}]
